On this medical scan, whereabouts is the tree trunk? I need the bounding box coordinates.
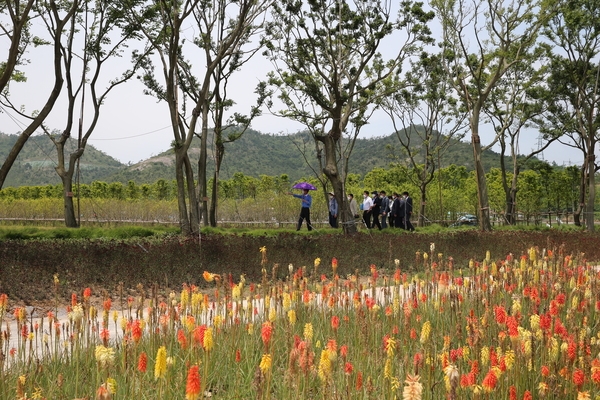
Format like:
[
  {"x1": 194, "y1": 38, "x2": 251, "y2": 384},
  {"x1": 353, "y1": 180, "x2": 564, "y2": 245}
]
[
  {"x1": 471, "y1": 133, "x2": 492, "y2": 231},
  {"x1": 183, "y1": 153, "x2": 199, "y2": 233},
  {"x1": 318, "y1": 133, "x2": 357, "y2": 234},
  {"x1": 175, "y1": 149, "x2": 191, "y2": 235},
  {"x1": 585, "y1": 153, "x2": 595, "y2": 231},
  {"x1": 574, "y1": 162, "x2": 586, "y2": 227},
  {"x1": 209, "y1": 144, "x2": 225, "y2": 227},
  {"x1": 61, "y1": 176, "x2": 79, "y2": 228},
  {"x1": 418, "y1": 184, "x2": 426, "y2": 227},
  {"x1": 198, "y1": 109, "x2": 209, "y2": 227}
]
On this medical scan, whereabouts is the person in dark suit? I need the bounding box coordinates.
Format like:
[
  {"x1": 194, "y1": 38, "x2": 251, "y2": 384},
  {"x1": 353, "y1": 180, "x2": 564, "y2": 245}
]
[
  {"x1": 403, "y1": 191, "x2": 415, "y2": 231},
  {"x1": 391, "y1": 192, "x2": 405, "y2": 229},
  {"x1": 370, "y1": 191, "x2": 382, "y2": 230}
]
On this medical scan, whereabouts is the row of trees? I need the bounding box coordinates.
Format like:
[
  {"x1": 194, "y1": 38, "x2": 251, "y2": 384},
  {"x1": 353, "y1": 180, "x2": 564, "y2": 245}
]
[
  {"x1": 0, "y1": 0, "x2": 598, "y2": 233},
  {"x1": 0, "y1": 164, "x2": 585, "y2": 225}
]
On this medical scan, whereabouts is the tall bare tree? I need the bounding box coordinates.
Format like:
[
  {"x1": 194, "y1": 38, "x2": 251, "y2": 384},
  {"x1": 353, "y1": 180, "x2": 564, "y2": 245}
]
[
  {"x1": 533, "y1": 0, "x2": 600, "y2": 231},
  {"x1": 485, "y1": 62, "x2": 558, "y2": 225},
  {"x1": 264, "y1": 0, "x2": 435, "y2": 234},
  {"x1": 382, "y1": 52, "x2": 467, "y2": 226},
  {"x1": 39, "y1": 0, "x2": 142, "y2": 227},
  {"x1": 119, "y1": 0, "x2": 271, "y2": 234},
  {"x1": 431, "y1": 0, "x2": 556, "y2": 230},
  {"x1": 0, "y1": 0, "x2": 79, "y2": 188}
]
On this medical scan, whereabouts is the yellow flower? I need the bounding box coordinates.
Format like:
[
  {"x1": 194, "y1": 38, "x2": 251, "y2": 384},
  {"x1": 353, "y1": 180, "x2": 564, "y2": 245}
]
[
  {"x1": 420, "y1": 321, "x2": 431, "y2": 344},
  {"x1": 106, "y1": 378, "x2": 117, "y2": 394},
  {"x1": 204, "y1": 327, "x2": 213, "y2": 351},
  {"x1": 318, "y1": 349, "x2": 332, "y2": 382},
  {"x1": 386, "y1": 336, "x2": 396, "y2": 358},
  {"x1": 384, "y1": 357, "x2": 393, "y2": 380},
  {"x1": 181, "y1": 287, "x2": 189, "y2": 310},
  {"x1": 154, "y1": 346, "x2": 167, "y2": 380},
  {"x1": 287, "y1": 309, "x2": 296, "y2": 325},
  {"x1": 480, "y1": 346, "x2": 490, "y2": 366},
  {"x1": 504, "y1": 350, "x2": 515, "y2": 370},
  {"x1": 283, "y1": 293, "x2": 291, "y2": 310},
  {"x1": 314, "y1": 257, "x2": 321, "y2": 267},
  {"x1": 304, "y1": 323, "x2": 313, "y2": 342},
  {"x1": 259, "y1": 246, "x2": 267, "y2": 254},
  {"x1": 259, "y1": 353, "x2": 272, "y2": 373},
  {"x1": 95, "y1": 345, "x2": 115, "y2": 368},
  {"x1": 269, "y1": 307, "x2": 277, "y2": 322},
  {"x1": 232, "y1": 284, "x2": 241, "y2": 300}
]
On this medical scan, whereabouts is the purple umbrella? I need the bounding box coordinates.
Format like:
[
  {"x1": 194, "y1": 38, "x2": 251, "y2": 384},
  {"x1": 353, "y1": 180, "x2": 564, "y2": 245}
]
[{"x1": 292, "y1": 182, "x2": 317, "y2": 190}]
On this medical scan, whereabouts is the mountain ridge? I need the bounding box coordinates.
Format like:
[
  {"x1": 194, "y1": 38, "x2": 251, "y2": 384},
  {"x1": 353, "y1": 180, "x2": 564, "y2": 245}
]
[{"x1": 0, "y1": 130, "x2": 514, "y2": 187}]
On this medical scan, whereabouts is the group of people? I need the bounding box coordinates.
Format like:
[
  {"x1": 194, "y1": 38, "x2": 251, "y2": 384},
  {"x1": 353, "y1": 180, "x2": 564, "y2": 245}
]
[
  {"x1": 353, "y1": 190, "x2": 414, "y2": 231},
  {"x1": 291, "y1": 188, "x2": 415, "y2": 231}
]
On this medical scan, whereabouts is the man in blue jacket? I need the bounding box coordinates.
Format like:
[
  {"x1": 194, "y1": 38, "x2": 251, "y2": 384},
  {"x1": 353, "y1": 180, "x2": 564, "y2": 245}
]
[{"x1": 292, "y1": 189, "x2": 313, "y2": 231}]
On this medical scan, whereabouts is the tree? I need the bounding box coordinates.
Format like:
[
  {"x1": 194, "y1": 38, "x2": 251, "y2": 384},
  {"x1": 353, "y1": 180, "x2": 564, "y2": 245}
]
[
  {"x1": 264, "y1": 0, "x2": 435, "y2": 233},
  {"x1": 533, "y1": 0, "x2": 600, "y2": 231},
  {"x1": 41, "y1": 0, "x2": 141, "y2": 227},
  {"x1": 382, "y1": 52, "x2": 467, "y2": 226},
  {"x1": 486, "y1": 58, "x2": 558, "y2": 225},
  {"x1": 431, "y1": 0, "x2": 556, "y2": 230},
  {"x1": 120, "y1": 0, "x2": 271, "y2": 235},
  {"x1": 0, "y1": 0, "x2": 79, "y2": 188}
]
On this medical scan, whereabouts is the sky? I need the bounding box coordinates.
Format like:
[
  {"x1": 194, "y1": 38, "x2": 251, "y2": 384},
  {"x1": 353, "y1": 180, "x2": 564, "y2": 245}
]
[{"x1": 0, "y1": 8, "x2": 585, "y2": 169}]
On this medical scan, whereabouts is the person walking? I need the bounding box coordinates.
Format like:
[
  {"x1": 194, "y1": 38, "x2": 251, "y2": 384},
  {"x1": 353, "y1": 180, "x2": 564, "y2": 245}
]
[
  {"x1": 391, "y1": 192, "x2": 405, "y2": 229},
  {"x1": 361, "y1": 190, "x2": 373, "y2": 229},
  {"x1": 403, "y1": 191, "x2": 415, "y2": 231},
  {"x1": 370, "y1": 191, "x2": 382, "y2": 230},
  {"x1": 379, "y1": 190, "x2": 389, "y2": 229},
  {"x1": 328, "y1": 192, "x2": 338, "y2": 228},
  {"x1": 348, "y1": 193, "x2": 359, "y2": 219},
  {"x1": 291, "y1": 189, "x2": 313, "y2": 231}
]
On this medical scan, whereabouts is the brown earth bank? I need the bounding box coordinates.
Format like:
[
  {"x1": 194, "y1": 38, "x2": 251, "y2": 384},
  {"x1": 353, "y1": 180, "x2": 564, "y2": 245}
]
[{"x1": 1, "y1": 230, "x2": 599, "y2": 305}]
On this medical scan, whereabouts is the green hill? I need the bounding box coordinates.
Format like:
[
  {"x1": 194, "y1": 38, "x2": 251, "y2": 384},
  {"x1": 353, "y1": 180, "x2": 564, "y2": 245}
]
[
  {"x1": 0, "y1": 133, "x2": 124, "y2": 187},
  {"x1": 0, "y1": 129, "x2": 513, "y2": 187}
]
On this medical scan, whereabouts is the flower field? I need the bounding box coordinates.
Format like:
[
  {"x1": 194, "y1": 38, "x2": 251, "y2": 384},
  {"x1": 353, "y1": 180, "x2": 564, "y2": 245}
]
[{"x1": 1, "y1": 245, "x2": 600, "y2": 399}]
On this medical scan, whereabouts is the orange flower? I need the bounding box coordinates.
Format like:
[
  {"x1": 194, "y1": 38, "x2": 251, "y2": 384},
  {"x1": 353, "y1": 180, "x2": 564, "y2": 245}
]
[
  {"x1": 482, "y1": 369, "x2": 497, "y2": 392},
  {"x1": 71, "y1": 293, "x2": 77, "y2": 306},
  {"x1": 203, "y1": 271, "x2": 215, "y2": 282},
  {"x1": 573, "y1": 368, "x2": 585, "y2": 387},
  {"x1": 131, "y1": 320, "x2": 142, "y2": 344},
  {"x1": 340, "y1": 345, "x2": 348, "y2": 360},
  {"x1": 356, "y1": 371, "x2": 363, "y2": 390},
  {"x1": 193, "y1": 325, "x2": 207, "y2": 347},
  {"x1": 332, "y1": 257, "x2": 338, "y2": 274},
  {"x1": 331, "y1": 315, "x2": 340, "y2": 330},
  {"x1": 83, "y1": 287, "x2": 92, "y2": 300},
  {"x1": 261, "y1": 321, "x2": 273, "y2": 348},
  {"x1": 235, "y1": 349, "x2": 241, "y2": 363},
  {"x1": 137, "y1": 352, "x2": 147, "y2": 372},
  {"x1": 523, "y1": 390, "x2": 532, "y2": 400},
  {"x1": 345, "y1": 362, "x2": 353, "y2": 375},
  {"x1": 177, "y1": 329, "x2": 188, "y2": 349},
  {"x1": 591, "y1": 359, "x2": 600, "y2": 383},
  {"x1": 494, "y1": 305, "x2": 507, "y2": 325},
  {"x1": 509, "y1": 385, "x2": 516, "y2": 400},
  {"x1": 185, "y1": 365, "x2": 201, "y2": 400}
]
